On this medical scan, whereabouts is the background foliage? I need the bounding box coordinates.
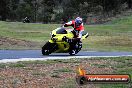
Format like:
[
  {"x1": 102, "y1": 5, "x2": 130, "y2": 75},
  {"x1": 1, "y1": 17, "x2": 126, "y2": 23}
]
[{"x1": 0, "y1": 0, "x2": 132, "y2": 23}]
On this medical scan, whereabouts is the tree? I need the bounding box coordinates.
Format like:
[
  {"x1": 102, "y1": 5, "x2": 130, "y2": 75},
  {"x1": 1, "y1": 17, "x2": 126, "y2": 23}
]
[
  {"x1": 127, "y1": 0, "x2": 132, "y2": 8},
  {"x1": 0, "y1": 0, "x2": 8, "y2": 21},
  {"x1": 41, "y1": 0, "x2": 55, "y2": 23},
  {"x1": 0, "y1": 0, "x2": 131, "y2": 22},
  {"x1": 16, "y1": 3, "x2": 33, "y2": 21},
  {"x1": 7, "y1": 0, "x2": 20, "y2": 21}
]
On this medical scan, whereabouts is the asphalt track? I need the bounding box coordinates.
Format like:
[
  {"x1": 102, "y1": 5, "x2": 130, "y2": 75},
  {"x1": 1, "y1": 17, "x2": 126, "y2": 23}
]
[{"x1": 0, "y1": 50, "x2": 132, "y2": 63}]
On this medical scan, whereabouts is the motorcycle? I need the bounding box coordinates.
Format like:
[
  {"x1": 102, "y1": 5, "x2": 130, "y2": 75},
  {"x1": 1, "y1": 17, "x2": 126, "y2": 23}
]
[
  {"x1": 42, "y1": 27, "x2": 89, "y2": 55},
  {"x1": 23, "y1": 17, "x2": 30, "y2": 23}
]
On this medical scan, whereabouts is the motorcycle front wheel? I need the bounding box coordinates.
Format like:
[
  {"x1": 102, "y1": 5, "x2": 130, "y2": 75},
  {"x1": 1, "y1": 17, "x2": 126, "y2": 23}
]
[{"x1": 42, "y1": 42, "x2": 57, "y2": 55}]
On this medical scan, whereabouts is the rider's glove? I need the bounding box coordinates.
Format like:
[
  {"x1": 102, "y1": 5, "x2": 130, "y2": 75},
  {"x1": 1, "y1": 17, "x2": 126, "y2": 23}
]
[
  {"x1": 62, "y1": 36, "x2": 72, "y2": 43},
  {"x1": 67, "y1": 39, "x2": 72, "y2": 43}
]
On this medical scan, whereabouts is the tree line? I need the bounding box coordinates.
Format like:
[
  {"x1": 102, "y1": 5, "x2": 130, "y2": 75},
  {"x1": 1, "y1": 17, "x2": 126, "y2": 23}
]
[{"x1": 0, "y1": 0, "x2": 132, "y2": 23}]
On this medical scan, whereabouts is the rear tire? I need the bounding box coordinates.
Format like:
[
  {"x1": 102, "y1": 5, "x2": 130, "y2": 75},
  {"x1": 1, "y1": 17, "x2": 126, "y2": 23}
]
[
  {"x1": 75, "y1": 41, "x2": 82, "y2": 53},
  {"x1": 69, "y1": 41, "x2": 82, "y2": 55},
  {"x1": 42, "y1": 42, "x2": 57, "y2": 55},
  {"x1": 69, "y1": 50, "x2": 76, "y2": 55}
]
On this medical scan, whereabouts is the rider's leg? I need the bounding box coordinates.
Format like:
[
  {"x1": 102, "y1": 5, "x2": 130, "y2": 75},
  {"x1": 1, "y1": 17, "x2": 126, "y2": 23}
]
[{"x1": 70, "y1": 30, "x2": 83, "y2": 54}]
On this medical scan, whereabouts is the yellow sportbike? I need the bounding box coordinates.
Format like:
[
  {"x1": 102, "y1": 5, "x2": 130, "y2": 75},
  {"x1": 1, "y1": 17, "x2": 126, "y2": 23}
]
[{"x1": 42, "y1": 27, "x2": 89, "y2": 55}]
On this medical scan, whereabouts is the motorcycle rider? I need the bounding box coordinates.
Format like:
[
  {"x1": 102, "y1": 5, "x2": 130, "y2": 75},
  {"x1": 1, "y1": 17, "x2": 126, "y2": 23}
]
[
  {"x1": 23, "y1": 17, "x2": 30, "y2": 23},
  {"x1": 62, "y1": 17, "x2": 86, "y2": 54}
]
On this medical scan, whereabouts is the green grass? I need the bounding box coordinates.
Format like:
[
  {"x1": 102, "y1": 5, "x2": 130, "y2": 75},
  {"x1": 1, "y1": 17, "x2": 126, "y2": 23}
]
[
  {"x1": 53, "y1": 68, "x2": 73, "y2": 73},
  {"x1": 91, "y1": 63, "x2": 108, "y2": 68},
  {"x1": 0, "y1": 21, "x2": 56, "y2": 42},
  {"x1": 19, "y1": 59, "x2": 80, "y2": 65},
  {"x1": 61, "y1": 57, "x2": 132, "y2": 88},
  {"x1": 55, "y1": 57, "x2": 132, "y2": 88},
  {"x1": 32, "y1": 72, "x2": 46, "y2": 76},
  {"x1": 8, "y1": 63, "x2": 26, "y2": 68},
  {"x1": 2, "y1": 63, "x2": 26, "y2": 68},
  {"x1": 95, "y1": 57, "x2": 132, "y2": 88},
  {"x1": 50, "y1": 70, "x2": 61, "y2": 78},
  {"x1": 108, "y1": 15, "x2": 132, "y2": 25},
  {"x1": 59, "y1": 78, "x2": 77, "y2": 88},
  {"x1": 0, "y1": 64, "x2": 6, "y2": 68},
  {"x1": 0, "y1": 15, "x2": 132, "y2": 51},
  {"x1": 0, "y1": 57, "x2": 132, "y2": 87}
]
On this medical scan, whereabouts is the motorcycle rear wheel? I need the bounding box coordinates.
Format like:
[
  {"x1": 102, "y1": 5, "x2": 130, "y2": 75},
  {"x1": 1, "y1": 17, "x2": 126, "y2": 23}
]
[{"x1": 69, "y1": 41, "x2": 82, "y2": 55}]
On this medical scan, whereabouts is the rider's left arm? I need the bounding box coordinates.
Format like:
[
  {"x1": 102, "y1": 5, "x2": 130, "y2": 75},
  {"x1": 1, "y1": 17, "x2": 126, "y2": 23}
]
[{"x1": 63, "y1": 21, "x2": 73, "y2": 27}]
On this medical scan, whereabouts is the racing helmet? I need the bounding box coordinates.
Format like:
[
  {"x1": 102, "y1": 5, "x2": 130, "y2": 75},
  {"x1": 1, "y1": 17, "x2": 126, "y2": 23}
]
[{"x1": 75, "y1": 17, "x2": 82, "y2": 27}]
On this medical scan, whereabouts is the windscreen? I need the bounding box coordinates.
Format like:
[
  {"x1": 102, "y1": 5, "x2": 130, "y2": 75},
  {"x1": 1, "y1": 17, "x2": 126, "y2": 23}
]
[{"x1": 56, "y1": 28, "x2": 67, "y2": 34}]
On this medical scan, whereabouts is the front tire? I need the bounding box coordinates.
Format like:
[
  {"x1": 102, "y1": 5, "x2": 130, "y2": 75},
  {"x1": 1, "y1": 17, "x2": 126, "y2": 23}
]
[{"x1": 42, "y1": 42, "x2": 57, "y2": 55}]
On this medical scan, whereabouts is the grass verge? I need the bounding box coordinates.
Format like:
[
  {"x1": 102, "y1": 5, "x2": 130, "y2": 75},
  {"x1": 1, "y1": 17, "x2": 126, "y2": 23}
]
[
  {"x1": 0, "y1": 57, "x2": 132, "y2": 88},
  {"x1": 0, "y1": 15, "x2": 132, "y2": 51}
]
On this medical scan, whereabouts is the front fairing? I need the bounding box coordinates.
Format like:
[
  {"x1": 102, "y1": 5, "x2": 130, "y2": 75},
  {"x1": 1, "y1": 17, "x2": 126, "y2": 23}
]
[
  {"x1": 50, "y1": 27, "x2": 74, "y2": 42},
  {"x1": 49, "y1": 27, "x2": 74, "y2": 53},
  {"x1": 48, "y1": 27, "x2": 88, "y2": 53}
]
